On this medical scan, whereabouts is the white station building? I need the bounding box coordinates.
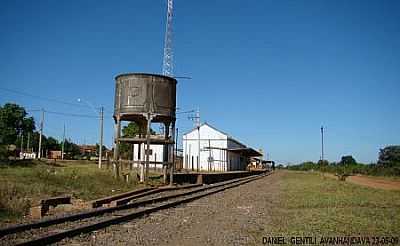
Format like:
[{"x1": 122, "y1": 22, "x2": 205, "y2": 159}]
[{"x1": 182, "y1": 123, "x2": 262, "y2": 172}]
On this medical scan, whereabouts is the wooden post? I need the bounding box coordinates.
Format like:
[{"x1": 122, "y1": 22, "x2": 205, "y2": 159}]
[{"x1": 113, "y1": 117, "x2": 121, "y2": 179}]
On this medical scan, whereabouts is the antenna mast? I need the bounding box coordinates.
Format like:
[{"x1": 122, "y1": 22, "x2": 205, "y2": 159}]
[{"x1": 162, "y1": 0, "x2": 174, "y2": 76}]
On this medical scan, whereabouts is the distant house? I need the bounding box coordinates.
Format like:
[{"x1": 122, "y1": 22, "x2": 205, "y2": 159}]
[
  {"x1": 79, "y1": 145, "x2": 97, "y2": 156},
  {"x1": 48, "y1": 150, "x2": 62, "y2": 159},
  {"x1": 182, "y1": 123, "x2": 262, "y2": 172},
  {"x1": 103, "y1": 149, "x2": 113, "y2": 160}
]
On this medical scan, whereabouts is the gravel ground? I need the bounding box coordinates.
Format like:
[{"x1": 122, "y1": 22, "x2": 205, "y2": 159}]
[
  {"x1": 59, "y1": 172, "x2": 281, "y2": 246},
  {"x1": 1, "y1": 185, "x2": 216, "y2": 245}
]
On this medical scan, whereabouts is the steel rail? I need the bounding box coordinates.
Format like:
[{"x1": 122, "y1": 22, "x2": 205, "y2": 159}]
[
  {"x1": 115, "y1": 174, "x2": 258, "y2": 206},
  {"x1": 1, "y1": 172, "x2": 270, "y2": 244},
  {"x1": 112, "y1": 183, "x2": 203, "y2": 206},
  {"x1": 16, "y1": 173, "x2": 269, "y2": 246},
  {"x1": 0, "y1": 184, "x2": 202, "y2": 237},
  {"x1": 91, "y1": 187, "x2": 156, "y2": 208}
]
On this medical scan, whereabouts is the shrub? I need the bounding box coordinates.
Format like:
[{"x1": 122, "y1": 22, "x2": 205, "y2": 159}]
[
  {"x1": 0, "y1": 183, "x2": 31, "y2": 218},
  {"x1": 0, "y1": 145, "x2": 8, "y2": 160}
]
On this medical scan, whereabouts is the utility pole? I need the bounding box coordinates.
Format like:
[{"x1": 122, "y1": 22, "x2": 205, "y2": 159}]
[
  {"x1": 195, "y1": 108, "x2": 200, "y2": 128},
  {"x1": 99, "y1": 106, "x2": 104, "y2": 169},
  {"x1": 38, "y1": 109, "x2": 44, "y2": 159},
  {"x1": 321, "y1": 126, "x2": 324, "y2": 162},
  {"x1": 175, "y1": 127, "x2": 179, "y2": 172},
  {"x1": 197, "y1": 126, "x2": 200, "y2": 172},
  {"x1": 196, "y1": 108, "x2": 200, "y2": 172},
  {"x1": 27, "y1": 132, "x2": 30, "y2": 152},
  {"x1": 188, "y1": 108, "x2": 201, "y2": 172},
  {"x1": 20, "y1": 132, "x2": 24, "y2": 153},
  {"x1": 175, "y1": 127, "x2": 178, "y2": 164},
  {"x1": 62, "y1": 124, "x2": 65, "y2": 160}
]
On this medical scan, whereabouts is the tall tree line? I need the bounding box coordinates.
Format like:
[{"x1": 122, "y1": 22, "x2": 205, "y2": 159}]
[{"x1": 0, "y1": 103, "x2": 81, "y2": 159}]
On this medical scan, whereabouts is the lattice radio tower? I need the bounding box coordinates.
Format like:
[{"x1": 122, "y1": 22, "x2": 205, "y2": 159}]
[{"x1": 162, "y1": 0, "x2": 174, "y2": 76}]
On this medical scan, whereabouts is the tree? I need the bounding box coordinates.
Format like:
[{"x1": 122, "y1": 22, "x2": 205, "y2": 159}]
[
  {"x1": 0, "y1": 103, "x2": 35, "y2": 145},
  {"x1": 0, "y1": 103, "x2": 35, "y2": 159},
  {"x1": 64, "y1": 139, "x2": 81, "y2": 158},
  {"x1": 119, "y1": 122, "x2": 155, "y2": 159},
  {"x1": 30, "y1": 131, "x2": 44, "y2": 153},
  {"x1": 339, "y1": 155, "x2": 357, "y2": 165},
  {"x1": 317, "y1": 159, "x2": 330, "y2": 174},
  {"x1": 46, "y1": 137, "x2": 60, "y2": 151},
  {"x1": 120, "y1": 122, "x2": 142, "y2": 159},
  {"x1": 96, "y1": 144, "x2": 107, "y2": 156},
  {"x1": 317, "y1": 159, "x2": 329, "y2": 166},
  {"x1": 378, "y1": 146, "x2": 400, "y2": 168},
  {"x1": 122, "y1": 122, "x2": 142, "y2": 137},
  {"x1": 287, "y1": 161, "x2": 317, "y2": 171}
]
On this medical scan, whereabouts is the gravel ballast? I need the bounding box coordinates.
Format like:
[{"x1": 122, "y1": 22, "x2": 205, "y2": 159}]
[{"x1": 59, "y1": 172, "x2": 281, "y2": 246}]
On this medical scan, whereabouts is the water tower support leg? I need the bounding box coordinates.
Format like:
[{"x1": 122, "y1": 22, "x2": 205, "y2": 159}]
[
  {"x1": 163, "y1": 122, "x2": 170, "y2": 184},
  {"x1": 144, "y1": 113, "x2": 153, "y2": 183}
]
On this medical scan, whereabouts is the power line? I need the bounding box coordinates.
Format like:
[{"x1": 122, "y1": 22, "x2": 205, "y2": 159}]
[
  {"x1": 26, "y1": 109, "x2": 100, "y2": 119},
  {"x1": 0, "y1": 86, "x2": 105, "y2": 110},
  {"x1": 25, "y1": 109, "x2": 42, "y2": 112},
  {"x1": 176, "y1": 109, "x2": 195, "y2": 114},
  {"x1": 45, "y1": 110, "x2": 101, "y2": 119}
]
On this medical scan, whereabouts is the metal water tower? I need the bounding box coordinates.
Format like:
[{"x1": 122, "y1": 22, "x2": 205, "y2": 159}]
[{"x1": 113, "y1": 73, "x2": 177, "y2": 183}]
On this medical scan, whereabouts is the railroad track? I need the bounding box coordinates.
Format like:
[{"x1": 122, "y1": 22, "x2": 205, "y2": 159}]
[{"x1": 1, "y1": 172, "x2": 270, "y2": 246}]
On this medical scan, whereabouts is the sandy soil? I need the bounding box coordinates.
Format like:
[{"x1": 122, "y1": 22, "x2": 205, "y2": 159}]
[
  {"x1": 346, "y1": 175, "x2": 400, "y2": 191},
  {"x1": 325, "y1": 173, "x2": 400, "y2": 191},
  {"x1": 59, "y1": 172, "x2": 282, "y2": 246}
]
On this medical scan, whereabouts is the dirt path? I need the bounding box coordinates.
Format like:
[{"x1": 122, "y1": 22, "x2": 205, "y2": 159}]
[
  {"x1": 59, "y1": 172, "x2": 282, "y2": 246},
  {"x1": 324, "y1": 173, "x2": 400, "y2": 191},
  {"x1": 346, "y1": 175, "x2": 400, "y2": 191}
]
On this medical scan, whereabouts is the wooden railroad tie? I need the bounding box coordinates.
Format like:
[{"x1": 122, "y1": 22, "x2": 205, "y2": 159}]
[{"x1": 31, "y1": 196, "x2": 72, "y2": 218}]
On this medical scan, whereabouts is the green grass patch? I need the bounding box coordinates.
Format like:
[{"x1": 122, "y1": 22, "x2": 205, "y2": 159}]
[{"x1": 269, "y1": 171, "x2": 400, "y2": 237}]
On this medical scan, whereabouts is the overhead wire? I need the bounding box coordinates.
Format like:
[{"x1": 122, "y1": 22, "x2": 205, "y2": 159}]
[
  {"x1": 0, "y1": 87, "x2": 114, "y2": 119},
  {"x1": 44, "y1": 110, "x2": 100, "y2": 119},
  {"x1": 1, "y1": 86, "x2": 195, "y2": 119},
  {"x1": 0, "y1": 86, "x2": 110, "y2": 111},
  {"x1": 176, "y1": 109, "x2": 195, "y2": 114},
  {"x1": 25, "y1": 109, "x2": 101, "y2": 119}
]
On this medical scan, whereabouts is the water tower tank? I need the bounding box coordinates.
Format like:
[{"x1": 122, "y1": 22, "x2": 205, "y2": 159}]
[{"x1": 114, "y1": 73, "x2": 177, "y2": 123}]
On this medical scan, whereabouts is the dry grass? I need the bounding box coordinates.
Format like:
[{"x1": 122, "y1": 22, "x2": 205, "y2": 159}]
[
  {"x1": 0, "y1": 183, "x2": 31, "y2": 220},
  {"x1": 0, "y1": 160, "x2": 162, "y2": 222}
]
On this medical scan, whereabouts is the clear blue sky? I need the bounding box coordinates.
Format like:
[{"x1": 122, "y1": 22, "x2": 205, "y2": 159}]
[{"x1": 1, "y1": 0, "x2": 399, "y2": 164}]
